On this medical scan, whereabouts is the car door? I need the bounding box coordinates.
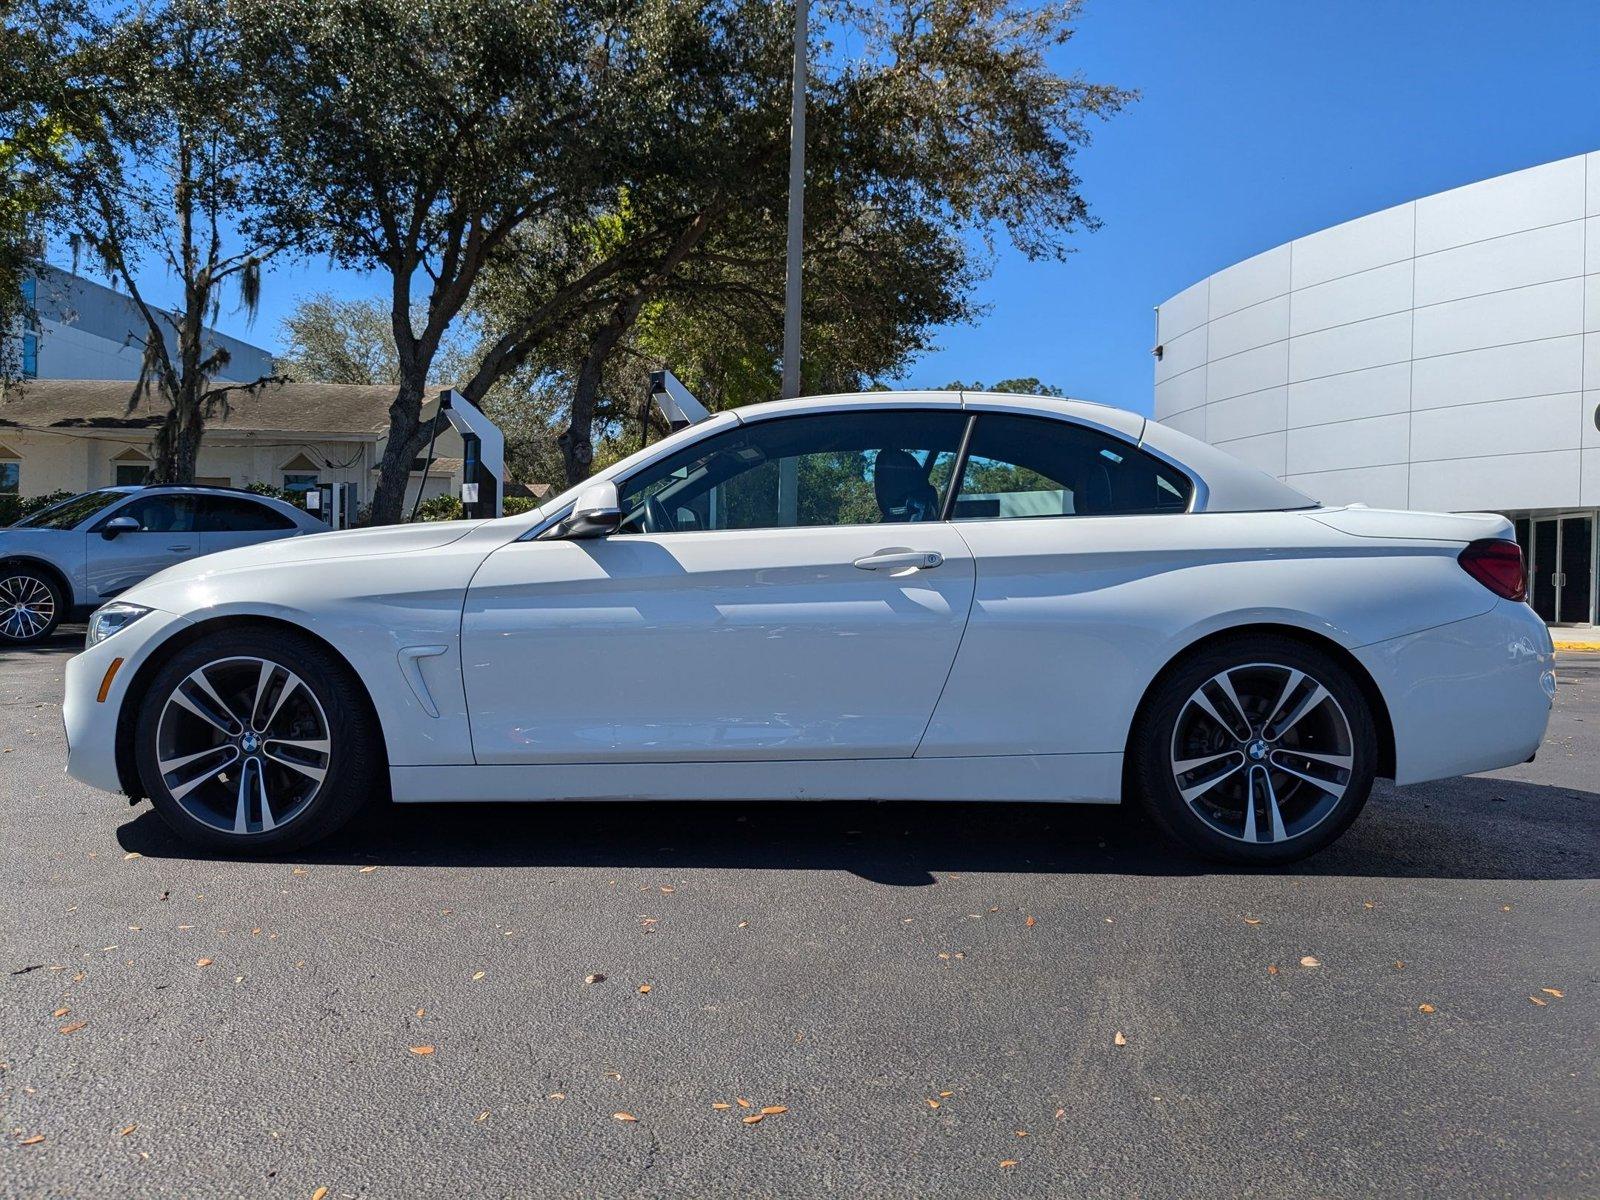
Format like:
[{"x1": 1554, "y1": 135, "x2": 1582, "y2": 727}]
[
  {"x1": 85, "y1": 493, "x2": 198, "y2": 601},
  {"x1": 461, "y1": 407, "x2": 976, "y2": 764},
  {"x1": 195, "y1": 494, "x2": 303, "y2": 555}
]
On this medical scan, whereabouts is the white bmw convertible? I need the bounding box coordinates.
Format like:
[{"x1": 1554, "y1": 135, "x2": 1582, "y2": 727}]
[{"x1": 63, "y1": 391, "x2": 1555, "y2": 863}]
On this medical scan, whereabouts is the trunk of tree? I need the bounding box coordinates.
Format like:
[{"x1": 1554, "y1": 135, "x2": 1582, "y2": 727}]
[
  {"x1": 368, "y1": 372, "x2": 433, "y2": 525},
  {"x1": 557, "y1": 292, "x2": 651, "y2": 486},
  {"x1": 151, "y1": 376, "x2": 206, "y2": 483}
]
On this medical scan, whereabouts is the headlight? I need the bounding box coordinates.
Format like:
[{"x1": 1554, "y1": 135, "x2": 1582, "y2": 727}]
[{"x1": 86, "y1": 602, "x2": 152, "y2": 648}]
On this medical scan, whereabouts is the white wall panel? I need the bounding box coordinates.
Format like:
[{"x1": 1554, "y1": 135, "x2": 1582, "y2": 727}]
[
  {"x1": 1207, "y1": 245, "x2": 1290, "y2": 319},
  {"x1": 1205, "y1": 386, "x2": 1286, "y2": 443},
  {"x1": 1410, "y1": 336, "x2": 1583, "y2": 410},
  {"x1": 1410, "y1": 393, "x2": 1583, "y2": 462},
  {"x1": 1587, "y1": 334, "x2": 1600, "y2": 391},
  {"x1": 1154, "y1": 365, "x2": 1207, "y2": 419},
  {"x1": 1290, "y1": 203, "x2": 1414, "y2": 291},
  {"x1": 1154, "y1": 323, "x2": 1207, "y2": 383},
  {"x1": 1414, "y1": 154, "x2": 1585, "y2": 255},
  {"x1": 1413, "y1": 277, "x2": 1584, "y2": 359},
  {"x1": 1158, "y1": 278, "x2": 1209, "y2": 342},
  {"x1": 1587, "y1": 151, "x2": 1600, "y2": 217},
  {"x1": 1288, "y1": 260, "x2": 1412, "y2": 337},
  {"x1": 1287, "y1": 362, "x2": 1412, "y2": 427},
  {"x1": 1211, "y1": 430, "x2": 1286, "y2": 477},
  {"x1": 1582, "y1": 392, "x2": 1600, "y2": 448},
  {"x1": 1157, "y1": 407, "x2": 1206, "y2": 440},
  {"x1": 1288, "y1": 311, "x2": 1411, "y2": 382},
  {"x1": 1586, "y1": 273, "x2": 1600, "y2": 334},
  {"x1": 1286, "y1": 413, "x2": 1408, "y2": 475},
  {"x1": 1411, "y1": 450, "x2": 1582, "y2": 512},
  {"x1": 1586, "y1": 216, "x2": 1600, "y2": 275},
  {"x1": 1584, "y1": 448, "x2": 1600, "y2": 507},
  {"x1": 1206, "y1": 341, "x2": 1287, "y2": 403},
  {"x1": 1413, "y1": 220, "x2": 1584, "y2": 308},
  {"x1": 1207, "y1": 294, "x2": 1289, "y2": 360},
  {"x1": 1284, "y1": 464, "x2": 1410, "y2": 510}
]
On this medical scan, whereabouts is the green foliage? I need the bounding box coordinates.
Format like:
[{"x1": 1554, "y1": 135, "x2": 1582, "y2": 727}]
[
  {"x1": 942, "y1": 378, "x2": 1067, "y2": 397},
  {"x1": 502, "y1": 495, "x2": 538, "y2": 516},
  {"x1": 0, "y1": 488, "x2": 74, "y2": 525},
  {"x1": 412, "y1": 493, "x2": 464, "y2": 523},
  {"x1": 243, "y1": 481, "x2": 294, "y2": 504}
]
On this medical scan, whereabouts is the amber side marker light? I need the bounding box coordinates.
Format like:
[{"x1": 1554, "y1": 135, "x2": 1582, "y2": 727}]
[{"x1": 97, "y1": 658, "x2": 125, "y2": 703}]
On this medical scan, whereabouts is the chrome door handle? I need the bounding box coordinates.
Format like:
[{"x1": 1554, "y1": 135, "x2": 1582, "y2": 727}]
[{"x1": 853, "y1": 549, "x2": 943, "y2": 571}]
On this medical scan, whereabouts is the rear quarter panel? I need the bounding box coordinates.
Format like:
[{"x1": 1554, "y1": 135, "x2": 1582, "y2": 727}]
[{"x1": 919, "y1": 510, "x2": 1499, "y2": 757}]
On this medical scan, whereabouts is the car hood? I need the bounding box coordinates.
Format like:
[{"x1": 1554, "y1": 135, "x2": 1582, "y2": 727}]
[
  {"x1": 129, "y1": 520, "x2": 487, "y2": 594},
  {"x1": 1307, "y1": 506, "x2": 1513, "y2": 544}
]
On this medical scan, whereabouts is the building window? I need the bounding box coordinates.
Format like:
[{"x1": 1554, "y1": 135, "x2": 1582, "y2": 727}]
[
  {"x1": 20, "y1": 332, "x2": 38, "y2": 379},
  {"x1": 0, "y1": 461, "x2": 18, "y2": 494},
  {"x1": 283, "y1": 472, "x2": 319, "y2": 496},
  {"x1": 115, "y1": 463, "x2": 152, "y2": 486}
]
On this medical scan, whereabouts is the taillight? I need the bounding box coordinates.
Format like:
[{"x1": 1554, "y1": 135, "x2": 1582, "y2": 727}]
[{"x1": 1458, "y1": 538, "x2": 1526, "y2": 602}]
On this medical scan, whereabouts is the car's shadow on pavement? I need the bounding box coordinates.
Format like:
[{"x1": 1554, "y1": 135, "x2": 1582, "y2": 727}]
[{"x1": 115, "y1": 774, "x2": 1599, "y2": 884}]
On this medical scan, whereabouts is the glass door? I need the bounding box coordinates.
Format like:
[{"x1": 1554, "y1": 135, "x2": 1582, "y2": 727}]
[
  {"x1": 1531, "y1": 518, "x2": 1558, "y2": 622},
  {"x1": 1558, "y1": 514, "x2": 1593, "y2": 625}
]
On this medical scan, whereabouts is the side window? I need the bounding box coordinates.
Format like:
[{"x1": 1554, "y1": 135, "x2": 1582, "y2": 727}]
[
  {"x1": 195, "y1": 495, "x2": 297, "y2": 532},
  {"x1": 617, "y1": 410, "x2": 970, "y2": 533},
  {"x1": 100, "y1": 494, "x2": 197, "y2": 533},
  {"x1": 952, "y1": 414, "x2": 1192, "y2": 520}
]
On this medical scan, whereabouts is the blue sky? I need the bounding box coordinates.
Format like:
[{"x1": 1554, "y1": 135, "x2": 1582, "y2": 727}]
[{"x1": 201, "y1": 0, "x2": 1600, "y2": 416}]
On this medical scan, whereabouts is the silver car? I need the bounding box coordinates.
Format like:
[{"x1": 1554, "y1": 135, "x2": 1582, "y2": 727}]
[{"x1": 0, "y1": 485, "x2": 324, "y2": 644}]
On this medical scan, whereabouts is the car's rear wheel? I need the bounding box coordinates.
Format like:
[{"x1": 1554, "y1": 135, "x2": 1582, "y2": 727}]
[
  {"x1": 134, "y1": 629, "x2": 380, "y2": 853},
  {"x1": 1131, "y1": 635, "x2": 1378, "y2": 865},
  {"x1": 0, "y1": 565, "x2": 64, "y2": 645}
]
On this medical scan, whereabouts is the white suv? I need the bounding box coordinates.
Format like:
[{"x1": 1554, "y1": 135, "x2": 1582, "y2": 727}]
[{"x1": 0, "y1": 485, "x2": 324, "y2": 644}]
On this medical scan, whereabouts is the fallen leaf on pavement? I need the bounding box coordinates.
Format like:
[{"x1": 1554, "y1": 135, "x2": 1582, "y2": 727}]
[
  {"x1": 999, "y1": 1159, "x2": 1019, "y2": 1169},
  {"x1": 119, "y1": 1125, "x2": 136, "y2": 1136},
  {"x1": 409, "y1": 1045, "x2": 435, "y2": 1055},
  {"x1": 761, "y1": 1106, "x2": 787, "y2": 1115},
  {"x1": 1300, "y1": 956, "x2": 1320, "y2": 968},
  {"x1": 613, "y1": 1112, "x2": 637, "y2": 1122},
  {"x1": 1395, "y1": 961, "x2": 1405, "y2": 970},
  {"x1": 926, "y1": 1099, "x2": 940, "y2": 1109},
  {"x1": 358, "y1": 866, "x2": 378, "y2": 873},
  {"x1": 196, "y1": 958, "x2": 213, "y2": 968},
  {"x1": 291, "y1": 868, "x2": 307, "y2": 876},
  {"x1": 1113, "y1": 1031, "x2": 1127, "y2": 1046},
  {"x1": 1418, "y1": 1004, "x2": 1435, "y2": 1014},
  {"x1": 312, "y1": 1189, "x2": 329, "y2": 1200},
  {"x1": 51, "y1": 1007, "x2": 68, "y2": 1018},
  {"x1": 416, "y1": 1008, "x2": 425, "y2": 1018},
  {"x1": 123, "y1": 852, "x2": 142, "y2": 860},
  {"x1": 1243, "y1": 918, "x2": 1261, "y2": 925},
  {"x1": 1025, "y1": 915, "x2": 1036, "y2": 927},
  {"x1": 1267, "y1": 965, "x2": 1279, "y2": 975},
  {"x1": 736, "y1": 1098, "x2": 751, "y2": 1108},
  {"x1": 1542, "y1": 988, "x2": 1564, "y2": 998},
  {"x1": 1054, "y1": 1108, "x2": 1065, "y2": 1119},
  {"x1": 712, "y1": 1102, "x2": 731, "y2": 1110},
  {"x1": 475, "y1": 1111, "x2": 490, "y2": 1122},
  {"x1": 638, "y1": 984, "x2": 651, "y2": 994},
  {"x1": 1529, "y1": 996, "x2": 1547, "y2": 1006},
  {"x1": 19, "y1": 1135, "x2": 45, "y2": 1146},
  {"x1": 585, "y1": 973, "x2": 605, "y2": 985},
  {"x1": 548, "y1": 1092, "x2": 565, "y2": 1100},
  {"x1": 1015, "y1": 1130, "x2": 1028, "y2": 1137},
  {"x1": 59, "y1": 1021, "x2": 86, "y2": 1034},
  {"x1": 742, "y1": 1114, "x2": 763, "y2": 1125}
]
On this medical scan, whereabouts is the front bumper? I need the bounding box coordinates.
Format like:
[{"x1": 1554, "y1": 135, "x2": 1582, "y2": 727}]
[
  {"x1": 1356, "y1": 599, "x2": 1555, "y2": 786},
  {"x1": 63, "y1": 607, "x2": 193, "y2": 795}
]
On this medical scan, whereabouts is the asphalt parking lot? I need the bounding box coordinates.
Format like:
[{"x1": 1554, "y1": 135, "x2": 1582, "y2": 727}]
[{"x1": 2, "y1": 631, "x2": 1596, "y2": 1199}]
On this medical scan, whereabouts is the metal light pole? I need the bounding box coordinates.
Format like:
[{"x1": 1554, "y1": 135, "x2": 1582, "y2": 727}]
[{"x1": 779, "y1": 0, "x2": 808, "y2": 401}]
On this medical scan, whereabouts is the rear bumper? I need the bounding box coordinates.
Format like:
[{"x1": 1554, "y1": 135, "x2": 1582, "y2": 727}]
[
  {"x1": 63, "y1": 608, "x2": 192, "y2": 795},
  {"x1": 1356, "y1": 600, "x2": 1554, "y2": 786}
]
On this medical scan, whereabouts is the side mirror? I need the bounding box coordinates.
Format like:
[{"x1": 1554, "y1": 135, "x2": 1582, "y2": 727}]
[
  {"x1": 101, "y1": 515, "x2": 140, "y2": 540},
  {"x1": 550, "y1": 480, "x2": 623, "y2": 540}
]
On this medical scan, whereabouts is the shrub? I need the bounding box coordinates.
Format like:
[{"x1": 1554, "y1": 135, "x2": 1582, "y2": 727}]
[
  {"x1": 413, "y1": 493, "x2": 464, "y2": 522},
  {"x1": 0, "y1": 489, "x2": 75, "y2": 526},
  {"x1": 503, "y1": 494, "x2": 538, "y2": 516}
]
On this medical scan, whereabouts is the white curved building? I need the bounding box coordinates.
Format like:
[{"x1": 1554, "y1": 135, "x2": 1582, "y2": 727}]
[{"x1": 1154, "y1": 151, "x2": 1600, "y2": 625}]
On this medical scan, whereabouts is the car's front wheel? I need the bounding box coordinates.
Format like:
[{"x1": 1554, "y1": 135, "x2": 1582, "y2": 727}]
[
  {"x1": 134, "y1": 629, "x2": 380, "y2": 853},
  {"x1": 1130, "y1": 635, "x2": 1378, "y2": 865},
  {"x1": 0, "y1": 565, "x2": 64, "y2": 645}
]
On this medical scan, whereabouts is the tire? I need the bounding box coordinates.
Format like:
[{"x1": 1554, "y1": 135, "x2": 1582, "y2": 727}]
[
  {"x1": 134, "y1": 628, "x2": 381, "y2": 854},
  {"x1": 0, "y1": 564, "x2": 65, "y2": 645},
  {"x1": 1130, "y1": 634, "x2": 1378, "y2": 865}
]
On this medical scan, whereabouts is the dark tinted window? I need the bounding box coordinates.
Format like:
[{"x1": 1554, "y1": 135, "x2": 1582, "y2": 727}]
[
  {"x1": 96, "y1": 494, "x2": 197, "y2": 533},
  {"x1": 952, "y1": 414, "x2": 1192, "y2": 520},
  {"x1": 195, "y1": 495, "x2": 297, "y2": 532},
  {"x1": 618, "y1": 410, "x2": 970, "y2": 533},
  {"x1": 13, "y1": 489, "x2": 126, "y2": 529}
]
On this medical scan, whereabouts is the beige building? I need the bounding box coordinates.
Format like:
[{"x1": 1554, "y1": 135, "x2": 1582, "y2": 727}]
[{"x1": 0, "y1": 380, "x2": 464, "y2": 514}]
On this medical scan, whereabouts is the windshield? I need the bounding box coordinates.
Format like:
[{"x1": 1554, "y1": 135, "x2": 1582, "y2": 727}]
[{"x1": 11, "y1": 489, "x2": 128, "y2": 530}]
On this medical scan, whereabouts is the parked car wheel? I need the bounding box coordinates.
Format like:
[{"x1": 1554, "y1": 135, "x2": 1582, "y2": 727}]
[
  {"x1": 1131, "y1": 635, "x2": 1378, "y2": 865},
  {"x1": 134, "y1": 630, "x2": 380, "y2": 853},
  {"x1": 0, "y1": 565, "x2": 64, "y2": 644}
]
